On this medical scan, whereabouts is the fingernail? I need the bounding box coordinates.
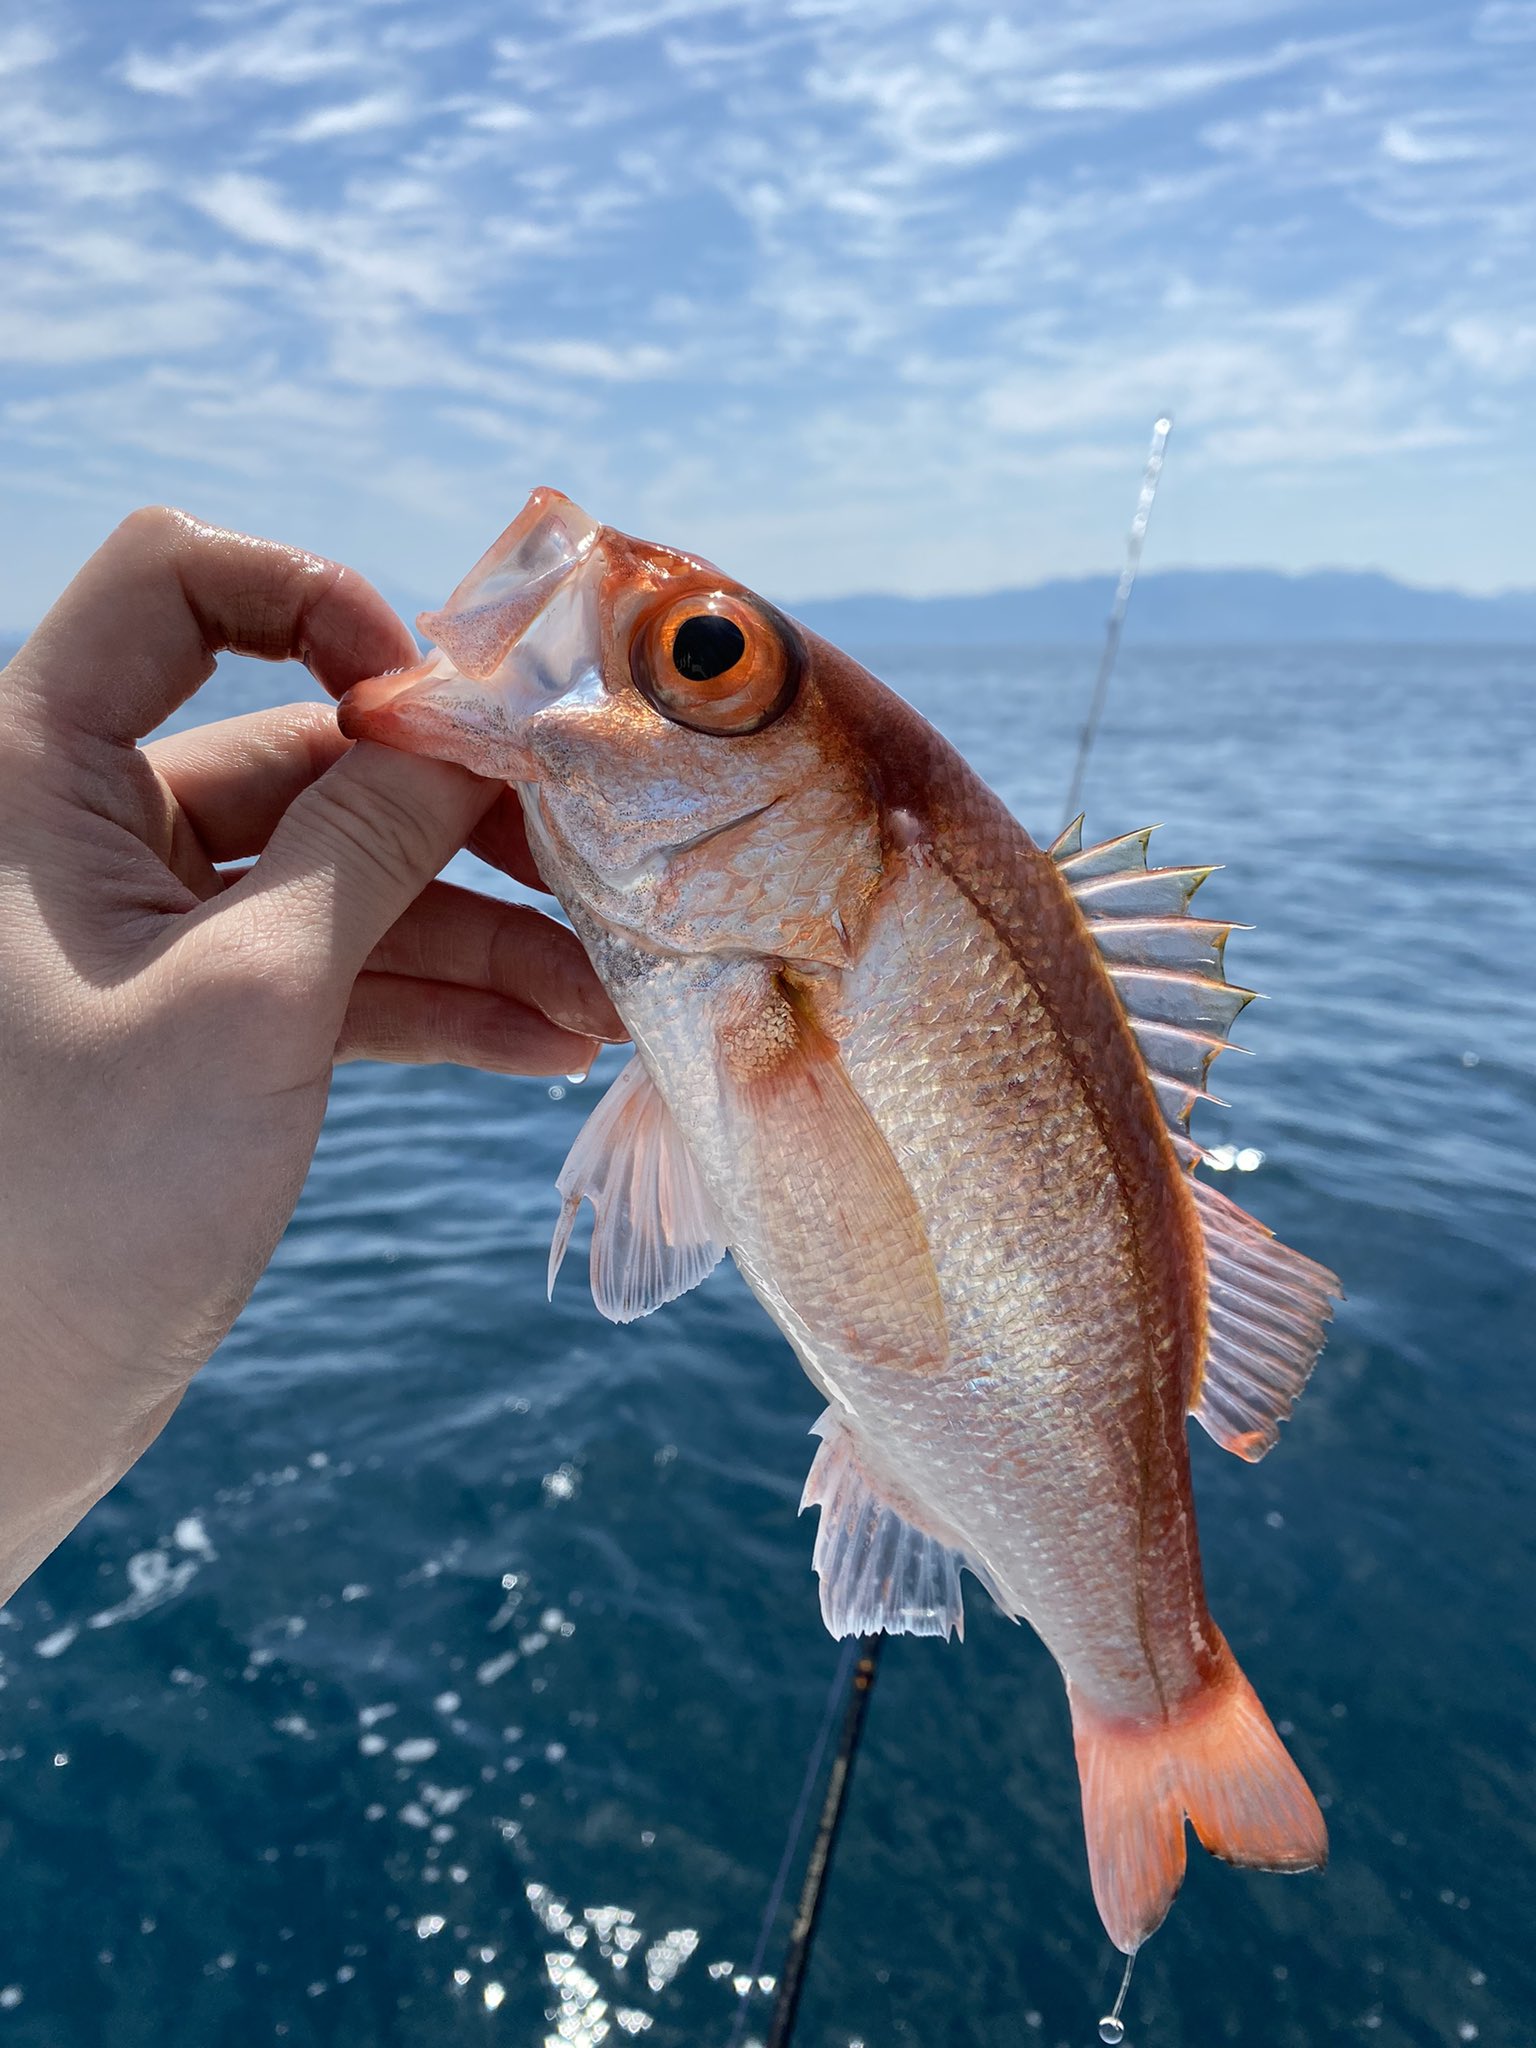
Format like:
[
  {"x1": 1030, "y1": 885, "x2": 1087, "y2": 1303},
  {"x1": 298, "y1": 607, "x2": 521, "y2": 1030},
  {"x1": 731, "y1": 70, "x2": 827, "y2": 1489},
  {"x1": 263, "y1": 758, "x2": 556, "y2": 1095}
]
[
  {"x1": 539, "y1": 972, "x2": 623, "y2": 1044},
  {"x1": 579, "y1": 997, "x2": 625, "y2": 1042},
  {"x1": 563, "y1": 1038, "x2": 601, "y2": 1082}
]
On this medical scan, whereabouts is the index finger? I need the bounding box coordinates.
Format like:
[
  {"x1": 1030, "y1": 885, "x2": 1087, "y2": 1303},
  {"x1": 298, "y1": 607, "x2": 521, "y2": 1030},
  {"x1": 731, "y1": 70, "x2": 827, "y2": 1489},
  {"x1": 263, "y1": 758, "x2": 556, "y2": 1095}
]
[{"x1": 4, "y1": 506, "x2": 417, "y2": 745}]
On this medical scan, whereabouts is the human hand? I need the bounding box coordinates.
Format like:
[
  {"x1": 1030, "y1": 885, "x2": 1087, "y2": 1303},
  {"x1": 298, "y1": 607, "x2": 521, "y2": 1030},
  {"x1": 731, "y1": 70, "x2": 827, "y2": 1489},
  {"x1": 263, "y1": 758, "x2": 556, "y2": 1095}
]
[{"x1": 0, "y1": 508, "x2": 623, "y2": 1601}]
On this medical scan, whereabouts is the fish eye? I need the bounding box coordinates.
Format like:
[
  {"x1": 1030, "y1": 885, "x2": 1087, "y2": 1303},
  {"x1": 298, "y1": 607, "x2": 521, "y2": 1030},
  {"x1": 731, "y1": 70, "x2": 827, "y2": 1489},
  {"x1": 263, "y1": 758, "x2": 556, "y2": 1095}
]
[
  {"x1": 631, "y1": 590, "x2": 802, "y2": 736},
  {"x1": 671, "y1": 613, "x2": 746, "y2": 683}
]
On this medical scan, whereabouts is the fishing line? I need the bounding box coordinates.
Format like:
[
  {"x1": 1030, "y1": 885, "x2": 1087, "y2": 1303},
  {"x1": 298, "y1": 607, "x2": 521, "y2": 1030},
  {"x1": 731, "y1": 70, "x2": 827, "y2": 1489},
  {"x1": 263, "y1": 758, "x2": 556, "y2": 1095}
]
[
  {"x1": 725, "y1": 1633, "x2": 864, "y2": 2048},
  {"x1": 739, "y1": 419, "x2": 1175, "y2": 2048},
  {"x1": 763, "y1": 1636, "x2": 882, "y2": 2048},
  {"x1": 1061, "y1": 415, "x2": 1173, "y2": 833}
]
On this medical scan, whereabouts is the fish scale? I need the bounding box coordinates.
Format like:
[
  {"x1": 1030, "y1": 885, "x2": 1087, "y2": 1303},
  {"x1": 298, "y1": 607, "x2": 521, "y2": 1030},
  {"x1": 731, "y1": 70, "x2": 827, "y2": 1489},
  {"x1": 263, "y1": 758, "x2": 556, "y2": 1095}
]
[{"x1": 834, "y1": 853, "x2": 1198, "y2": 1703}]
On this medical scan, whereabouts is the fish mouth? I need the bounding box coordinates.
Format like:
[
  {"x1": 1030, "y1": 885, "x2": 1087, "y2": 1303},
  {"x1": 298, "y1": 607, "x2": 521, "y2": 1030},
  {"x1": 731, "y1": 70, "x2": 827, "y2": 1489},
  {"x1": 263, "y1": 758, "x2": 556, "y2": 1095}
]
[{"x1": 338, "y1": 486, "x2": 603, "y2": 779}]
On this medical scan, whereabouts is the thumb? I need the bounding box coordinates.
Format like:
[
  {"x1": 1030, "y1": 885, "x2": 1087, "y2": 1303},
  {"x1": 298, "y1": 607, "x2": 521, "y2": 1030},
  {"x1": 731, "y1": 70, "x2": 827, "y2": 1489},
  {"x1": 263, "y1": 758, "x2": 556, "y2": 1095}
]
[{"x1": 227, "y1": 739, "x2": 502, "y2": 990}]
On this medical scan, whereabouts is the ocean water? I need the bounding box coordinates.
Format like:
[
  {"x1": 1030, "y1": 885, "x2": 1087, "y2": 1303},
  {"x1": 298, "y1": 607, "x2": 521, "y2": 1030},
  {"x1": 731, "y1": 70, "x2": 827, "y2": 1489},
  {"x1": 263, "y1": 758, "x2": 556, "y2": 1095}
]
[{"x1": 1, "y1": 643, "x2": 1532, "y2": 2048}]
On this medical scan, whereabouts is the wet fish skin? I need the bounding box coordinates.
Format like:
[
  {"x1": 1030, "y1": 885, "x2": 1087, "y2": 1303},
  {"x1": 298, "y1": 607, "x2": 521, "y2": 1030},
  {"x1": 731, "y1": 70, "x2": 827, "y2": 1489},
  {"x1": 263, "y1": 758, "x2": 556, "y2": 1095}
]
[{"x1": 339, "y1": 488, "x2": 1334, "y2": 1952}]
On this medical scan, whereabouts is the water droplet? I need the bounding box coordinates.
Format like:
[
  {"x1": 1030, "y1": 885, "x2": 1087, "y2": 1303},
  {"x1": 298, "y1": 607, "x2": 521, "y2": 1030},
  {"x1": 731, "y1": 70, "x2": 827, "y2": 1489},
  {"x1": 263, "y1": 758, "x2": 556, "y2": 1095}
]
[{"x1": 1098, "y1": 1950, "x2": 1135, "y2": 2044}]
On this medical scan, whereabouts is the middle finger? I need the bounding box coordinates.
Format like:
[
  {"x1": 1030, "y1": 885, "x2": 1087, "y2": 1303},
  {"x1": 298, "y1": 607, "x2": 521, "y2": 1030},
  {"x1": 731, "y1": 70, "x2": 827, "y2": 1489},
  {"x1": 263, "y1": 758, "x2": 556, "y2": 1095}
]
[{"x1": 366, "y1": 881, "x2": 624, "y2": 1044}]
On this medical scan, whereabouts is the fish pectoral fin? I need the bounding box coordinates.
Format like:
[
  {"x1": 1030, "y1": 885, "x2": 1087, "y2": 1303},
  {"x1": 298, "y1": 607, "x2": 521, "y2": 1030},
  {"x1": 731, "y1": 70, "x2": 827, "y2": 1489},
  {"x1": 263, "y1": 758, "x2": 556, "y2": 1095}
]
[
  {"x1": 1189, "y1": 1178, "x2": 1341, "y2": 1460},
  {"x1": 549, "y1": 1054, "x2": 726, "y2": 1324},
  {"x1": 801, "y1": 1410, "x2": 1001, "y2": 1642},
  {"x1": 719, "y1": 973, "x2": 948, "y2": 1373}
]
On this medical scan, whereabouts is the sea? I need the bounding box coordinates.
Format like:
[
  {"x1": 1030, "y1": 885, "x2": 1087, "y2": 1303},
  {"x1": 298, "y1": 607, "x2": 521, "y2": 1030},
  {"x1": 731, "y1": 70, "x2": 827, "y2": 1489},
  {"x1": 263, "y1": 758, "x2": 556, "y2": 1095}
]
[{"x1": 1, "y1": 642, "x2": 1532, "y2": 2048}]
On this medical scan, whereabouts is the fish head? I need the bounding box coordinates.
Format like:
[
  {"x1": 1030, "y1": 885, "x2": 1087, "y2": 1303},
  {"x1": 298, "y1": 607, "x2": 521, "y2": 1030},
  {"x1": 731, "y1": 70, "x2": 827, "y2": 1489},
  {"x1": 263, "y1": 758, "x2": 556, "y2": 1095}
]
[{"x1": 340, "y1": 488, "x2": 885, "y2": 962}]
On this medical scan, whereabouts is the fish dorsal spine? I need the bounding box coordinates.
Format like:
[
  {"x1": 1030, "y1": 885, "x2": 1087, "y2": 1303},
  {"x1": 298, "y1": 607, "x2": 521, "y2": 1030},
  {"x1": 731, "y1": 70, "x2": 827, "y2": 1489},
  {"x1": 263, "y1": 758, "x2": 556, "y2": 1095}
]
[{"x1": 1048, "y1": 815, "x2": 1255, "y2": 1168}]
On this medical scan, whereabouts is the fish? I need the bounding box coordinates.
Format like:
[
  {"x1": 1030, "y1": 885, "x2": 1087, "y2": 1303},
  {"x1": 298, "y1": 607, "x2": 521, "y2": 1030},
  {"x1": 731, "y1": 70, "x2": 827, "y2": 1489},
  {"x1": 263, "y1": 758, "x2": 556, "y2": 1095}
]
[{"x1": 339, "y1": 486, "x2": 1338, "y2": 1955}]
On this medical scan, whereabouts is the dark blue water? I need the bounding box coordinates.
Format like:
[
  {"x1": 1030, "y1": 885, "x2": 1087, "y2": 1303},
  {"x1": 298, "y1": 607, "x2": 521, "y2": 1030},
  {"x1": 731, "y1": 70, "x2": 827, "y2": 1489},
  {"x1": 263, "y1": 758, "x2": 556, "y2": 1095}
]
[{"x1": 1, "y1": 646, "x2": 1532, "y2": 2048}]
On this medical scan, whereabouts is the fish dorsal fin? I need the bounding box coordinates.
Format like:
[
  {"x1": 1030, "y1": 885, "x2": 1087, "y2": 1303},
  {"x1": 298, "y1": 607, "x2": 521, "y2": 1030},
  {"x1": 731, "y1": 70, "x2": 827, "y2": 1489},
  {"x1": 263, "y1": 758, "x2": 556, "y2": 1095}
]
[
  {"x1": 1052, "y1": 821, "x2": 1255, "y2": 1164},
  {"x1": 1047, "y1": 814, "x2": 1085, "y2": 860},
  {"x1": 549, "y1": 1054, "x2": 726, "y2": 1324},
  {"x1": 801, "y1": 1410, "x2": 1014, "y2": 1639},
  {"x1": 1188, "y1": 1180, "x2": 1340, "y2": 1460},
  {"x1": 1051, "y1": 824, "x2": 1339, "y2": 1453}
]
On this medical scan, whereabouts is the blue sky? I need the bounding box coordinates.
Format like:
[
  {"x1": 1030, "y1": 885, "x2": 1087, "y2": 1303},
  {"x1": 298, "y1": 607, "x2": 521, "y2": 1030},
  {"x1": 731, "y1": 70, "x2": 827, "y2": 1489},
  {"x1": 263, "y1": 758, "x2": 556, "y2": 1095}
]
[{"x1": 3, "y1": 0, "x2": 1535, "y2": 626}]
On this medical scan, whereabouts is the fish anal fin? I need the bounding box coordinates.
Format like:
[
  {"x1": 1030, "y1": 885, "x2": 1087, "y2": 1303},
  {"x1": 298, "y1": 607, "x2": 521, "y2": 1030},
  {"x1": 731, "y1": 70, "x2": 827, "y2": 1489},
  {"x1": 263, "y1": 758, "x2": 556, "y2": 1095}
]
[
  {"x1": 801, "y1": 1410, "x2": 982, "y2": 1641},
  {"x1": 1190, "y1": 1178, "x2": 1340, "y2": 1460},
  {"x1": 1069, "y1": 1641, "x2": 1326, "y2": 1955},
  {"x1": 718, "y1": 974, "x2": 948, "y2": 1374},
  {"x1": 549, "y1": 1054, "x2": 726, "y2": 1324}
]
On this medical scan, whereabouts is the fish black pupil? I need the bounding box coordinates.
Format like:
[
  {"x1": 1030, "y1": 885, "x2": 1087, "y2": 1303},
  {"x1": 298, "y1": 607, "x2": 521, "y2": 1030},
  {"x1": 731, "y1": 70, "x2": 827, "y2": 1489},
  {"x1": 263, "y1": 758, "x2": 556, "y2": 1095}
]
[{"x1": 672, "y1": 614, "x2": 746, "y2": 682}]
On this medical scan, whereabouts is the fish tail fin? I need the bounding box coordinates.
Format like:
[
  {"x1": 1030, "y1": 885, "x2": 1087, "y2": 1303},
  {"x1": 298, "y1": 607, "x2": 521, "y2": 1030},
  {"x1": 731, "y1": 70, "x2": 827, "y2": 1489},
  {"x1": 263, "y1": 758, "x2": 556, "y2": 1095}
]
[{"x1": 1069, "y1": 1643, "x2": 1327, "y2": 1953}]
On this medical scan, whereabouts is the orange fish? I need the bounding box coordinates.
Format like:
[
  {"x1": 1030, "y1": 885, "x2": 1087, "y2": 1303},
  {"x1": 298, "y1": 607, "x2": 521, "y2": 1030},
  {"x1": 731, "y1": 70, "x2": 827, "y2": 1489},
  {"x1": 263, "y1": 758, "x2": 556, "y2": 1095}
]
[{"x1": 340, "y1": 488, "x2": 1337, "y2": 1954}]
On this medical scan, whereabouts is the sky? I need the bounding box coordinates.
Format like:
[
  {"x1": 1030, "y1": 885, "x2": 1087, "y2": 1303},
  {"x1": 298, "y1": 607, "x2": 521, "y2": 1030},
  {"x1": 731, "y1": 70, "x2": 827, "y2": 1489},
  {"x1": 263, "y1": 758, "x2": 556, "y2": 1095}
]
[{"x1": 3, "y1": 0, "x2": 1536, "y2": 627}]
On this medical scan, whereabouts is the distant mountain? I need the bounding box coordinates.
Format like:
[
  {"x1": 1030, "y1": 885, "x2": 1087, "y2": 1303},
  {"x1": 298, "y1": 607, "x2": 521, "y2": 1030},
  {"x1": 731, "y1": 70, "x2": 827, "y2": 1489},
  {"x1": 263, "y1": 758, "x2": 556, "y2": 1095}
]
[
  {"x1": 7, "y1": 568, "x2": 1536, "y2": 666},
  {"x1": 788, "y1": 568, "x2": 1536, "y2": 646}
]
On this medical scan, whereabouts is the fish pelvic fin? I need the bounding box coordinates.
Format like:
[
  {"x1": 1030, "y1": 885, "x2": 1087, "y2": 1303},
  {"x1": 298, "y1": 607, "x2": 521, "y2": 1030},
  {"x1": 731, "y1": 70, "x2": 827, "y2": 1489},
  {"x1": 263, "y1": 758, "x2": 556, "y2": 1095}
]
[
  {"x1": 1069, "y1": 1642, "x2": 1327, "y2": 1954},
  {"x1": 1190, "y1": 1178, "x2": 1340, "y2": 1460},
  {"x1": 801, "y1": 1410, "x2": 1008, "y2": 1642},
  {"x1": 549, "y1": 1053, "x2": 726, "y2": 1324}
]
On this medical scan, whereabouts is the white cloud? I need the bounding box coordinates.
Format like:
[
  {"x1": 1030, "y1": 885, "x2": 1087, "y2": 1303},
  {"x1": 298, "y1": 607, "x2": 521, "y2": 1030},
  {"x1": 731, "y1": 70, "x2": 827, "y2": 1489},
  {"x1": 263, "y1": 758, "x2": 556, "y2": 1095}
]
[
  {"x1": 1474, "y1": 2, "x2": 1536, "y2": 42},
  {"x1": 0, "y1": 23, "x2": 56, "y2": 74},
  {"x1": 458, "y1": 99, "x2": 533, "y2": 133},
  {"x1": 121, "y1": 8, "x2": 368, "y2": 96},
  {"x1": 508, "y1": 340, "x2": 680, "y2": 380},
  {"x1": 187, "y1": 174, "x2": 472, "y2": 314},
  {"x1": 0, "y1": 292, "x2": 235, "y2": 366},
  {"x1": 1380, "y1": 120, "x2": 1484, "y2": 165},
  {"x1": 556, "y1": 0, "x2": 757, "y2": 44},
  {"x1": 1446, "y1": 315, "x2": 1536, "y2": 379},
  {"x1": 1016, "y1": 42, "x2": 1335, "y2": 117},
  {"x1": 287, "y1": 91, "x2": 415, "y2": 142},
  {"x1": 193, "y1": 173, "x2": 314, "y2": 252}
]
